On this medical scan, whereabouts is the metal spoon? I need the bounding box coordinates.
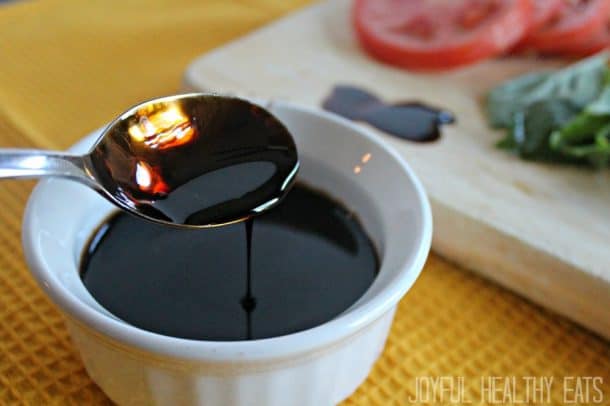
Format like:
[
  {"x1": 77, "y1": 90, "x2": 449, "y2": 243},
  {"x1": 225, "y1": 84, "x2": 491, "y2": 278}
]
[{"x1": 0, "y1": 93, "x2": 299, "y2": 228}]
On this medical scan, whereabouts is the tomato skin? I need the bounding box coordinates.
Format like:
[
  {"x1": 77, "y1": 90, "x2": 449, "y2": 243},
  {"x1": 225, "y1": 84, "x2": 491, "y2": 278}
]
[
  {"x1": 555, "y1": 24, "x2": 610, "y2": 58},
  {"x1": 525, "y1": 0, "x2": 610, "y2": 54},
  {"x1": 527, "y1": 0, "x2": 563, "y2": 31},
  {"x1": 353, "y1": 0, "x2": 533, "y2": 71},
  {"x1": 511, "y1": 0, "x2": 562, "y2": 52}
]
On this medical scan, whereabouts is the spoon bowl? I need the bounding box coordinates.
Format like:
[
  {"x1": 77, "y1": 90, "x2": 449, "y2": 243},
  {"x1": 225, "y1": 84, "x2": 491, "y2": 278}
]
[{"x1": 0, "y1": 94, "x2": 299, "y2": 228}]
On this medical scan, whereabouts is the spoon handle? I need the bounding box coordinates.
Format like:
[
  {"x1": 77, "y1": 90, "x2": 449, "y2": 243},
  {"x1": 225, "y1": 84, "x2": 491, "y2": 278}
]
[{"x1": 0, "y1": 149, "x2": 91, "y2": 183}]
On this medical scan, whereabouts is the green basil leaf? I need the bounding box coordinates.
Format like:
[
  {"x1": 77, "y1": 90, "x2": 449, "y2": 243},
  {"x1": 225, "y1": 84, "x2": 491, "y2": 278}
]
[
  {"x1": 487, "y1": 53, "x2": 608, "y2": 128},
  {"x1": 500, "y1": 99, "x2": 579, "y2": 161},
  {"x1": 585, "y1": 86, "x2": 610, "y2": 115},
  {"x1": 550, "y1": 113, "x2": 608, "y2": 148},
  {"x1": 551, "y1": 122, "x2": 610, "y2": 168}
]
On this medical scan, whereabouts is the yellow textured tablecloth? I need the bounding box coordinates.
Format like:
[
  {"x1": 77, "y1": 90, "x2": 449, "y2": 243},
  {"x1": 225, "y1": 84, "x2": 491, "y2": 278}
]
[{"x1": 0, "y1": 1, "x2": 608, "y2": 405}]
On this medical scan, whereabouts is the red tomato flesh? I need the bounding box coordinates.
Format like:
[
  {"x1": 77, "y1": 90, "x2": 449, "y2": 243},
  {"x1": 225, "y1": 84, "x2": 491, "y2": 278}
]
[
  {"x1": 510, "y1": 0, "x2": 563, "y2": 53},
  {"x1": 353, "y1": 0, "x2": 533, "y2": 70},
  {"x1": 558, "y1": 18, "x2": 610, "y2": 57},
  {"x1": 525, "y1": 0, "x2": 610, "y2": 53},
  {"x1": 528, "y1": 0, "x2": 563, "y2": 31}
]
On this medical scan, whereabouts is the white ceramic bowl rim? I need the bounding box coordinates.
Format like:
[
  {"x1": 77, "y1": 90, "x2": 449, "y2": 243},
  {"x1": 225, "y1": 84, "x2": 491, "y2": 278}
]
[{"x1": 22, "y1": 102, "x2": 432, "y2": 364}]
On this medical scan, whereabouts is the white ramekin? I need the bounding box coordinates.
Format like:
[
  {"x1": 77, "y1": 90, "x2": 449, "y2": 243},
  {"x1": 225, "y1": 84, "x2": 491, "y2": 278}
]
[{"x1": 22, "y1": 101, "x2": 432, "y2": 406}]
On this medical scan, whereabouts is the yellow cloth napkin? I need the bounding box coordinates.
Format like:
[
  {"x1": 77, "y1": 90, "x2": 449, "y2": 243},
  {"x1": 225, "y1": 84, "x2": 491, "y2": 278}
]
[{"x1": 0, "y1": 1, "x2": 608, "y2": 404}]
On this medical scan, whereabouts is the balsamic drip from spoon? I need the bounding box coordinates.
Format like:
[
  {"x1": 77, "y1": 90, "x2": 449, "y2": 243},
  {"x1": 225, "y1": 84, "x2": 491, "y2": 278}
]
[{"x1": 241, "y1": 218, "x2": 256, "y2": 340}]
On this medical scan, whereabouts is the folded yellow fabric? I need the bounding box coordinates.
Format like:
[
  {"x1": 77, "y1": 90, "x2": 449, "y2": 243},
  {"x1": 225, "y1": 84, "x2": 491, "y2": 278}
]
[{"x1": 0, "y1": 0, "x2": 608, "y2": 405}]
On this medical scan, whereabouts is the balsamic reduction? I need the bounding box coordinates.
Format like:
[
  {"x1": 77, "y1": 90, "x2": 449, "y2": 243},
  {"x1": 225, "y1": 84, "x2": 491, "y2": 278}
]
[
  {"x1": 80, "y1": 183, "x2": 379, "y2": 341},
  {"x1": 322, "y1": 85, "x2": 455, "y2": 142},
  {"x1": 89, "y1": 95, "x2": 299, "y2": 227}
]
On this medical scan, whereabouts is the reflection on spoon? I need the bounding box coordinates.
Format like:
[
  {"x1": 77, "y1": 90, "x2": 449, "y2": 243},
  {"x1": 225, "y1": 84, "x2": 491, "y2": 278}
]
[{"x1": 0, "y1": 94, "x2": 299, "y2": 228}]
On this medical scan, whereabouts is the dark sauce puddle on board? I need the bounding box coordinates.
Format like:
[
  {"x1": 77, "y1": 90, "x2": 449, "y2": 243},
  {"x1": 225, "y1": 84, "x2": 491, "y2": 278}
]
[
  {"x1": 80, "y1": 183, "x2": 379, "y2": 341},
  {"x1": 322, "y1": 85, "x2": 455, "y2": 142}
]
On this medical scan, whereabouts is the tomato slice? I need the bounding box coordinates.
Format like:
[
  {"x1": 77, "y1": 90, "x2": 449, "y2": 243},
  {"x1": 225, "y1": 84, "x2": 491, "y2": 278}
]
[
  {"x1": 525, "y1": 0, "x2": 610, "y2": 53},
  {"x1": 557, "y1": 18, "x2": 610, "y2": 57},
  {"x1": 510, "y1": 0, "x2": 563, "y2": 53},
  {"x1": 528, "y1": 0, "x2": 563, "y2": 31},
  {"x1": 353, "y1": 0, "x2": 533, "y2": 71}
]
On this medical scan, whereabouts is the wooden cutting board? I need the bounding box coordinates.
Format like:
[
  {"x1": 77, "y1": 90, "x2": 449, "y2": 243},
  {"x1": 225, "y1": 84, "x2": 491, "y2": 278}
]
[{"x1": 184, "y1": 0, "x2": 610, "y2": 338}]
